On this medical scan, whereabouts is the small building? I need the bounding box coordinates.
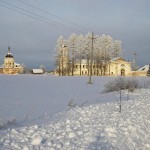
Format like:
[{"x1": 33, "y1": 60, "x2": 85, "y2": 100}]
[
  {"x1": 131, "y1": 65, "x2": 150, "y2": 76},
  {"x1": 0, "y1": 47, "x2": 24, "y2": 74},
  {"x1": 32, "y1": 69, "x2": 44, "y2": 74}
]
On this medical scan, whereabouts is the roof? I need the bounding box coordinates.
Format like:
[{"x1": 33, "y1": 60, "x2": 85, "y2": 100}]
[
  {"x1": 137, "y1": 65, "x2": 149, "y2": 72},
  {"x1": 32, "y1": 69, "x2": 44, "y2": 74},
  {"x1": 110, "y1": 57, "x2": 126, "y2": 62},
  {"x1": 5, "y1": 52, "x2": 14, "y2": 58},
  {"x1": 75, "y1": 59, "x2": 87, "y2": 64},
  {"x1": 14, "y1": 62, "x2": 21, "y2": 68}
]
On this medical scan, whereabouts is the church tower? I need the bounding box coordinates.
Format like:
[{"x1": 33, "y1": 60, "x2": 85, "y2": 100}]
[
  {"x1": 60, "y1": 44, "x2": 69, "y2": 75},
  {"x1": 3, "y1": 46, "x2": 15, "y2": 74}
]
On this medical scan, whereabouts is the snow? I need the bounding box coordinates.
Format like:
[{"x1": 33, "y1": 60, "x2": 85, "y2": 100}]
[
  {"x1": 14, "y1": 62, "x2": 21, "y2": 67},
  {"x1": 109, "y1": 57, "x2": 125, "y2": 62},
  {"x1": 0, "y1": 75, "x2": 150, "y2": 149},
  {"x1": 138, "y1": 65, "x2": 149, "y2": 72}
]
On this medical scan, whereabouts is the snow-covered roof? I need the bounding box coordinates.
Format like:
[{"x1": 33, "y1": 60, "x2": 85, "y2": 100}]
[
  {"x1": 5, "y1": 52, "x2": 14, "y2": 58},
  {"x1": 110, "y1": 57, "x2": 126, "y2": 62},
  {"x1": 14, "y1": 62, "x2": 21, "y2": 67},
  {"x1": 75, "y1": 59, "x2": 87, "y2": 64},
  {"x1": 32, "y1": 69, "x2": 44, "y2": 74},
  {"x1": 137, "y1": 65, "x2": 149, "y2": 72}
]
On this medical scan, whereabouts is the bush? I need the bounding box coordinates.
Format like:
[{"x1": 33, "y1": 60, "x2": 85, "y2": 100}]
[{"x1": 103, "y1": 77, "x2": 139, "y2": 93}]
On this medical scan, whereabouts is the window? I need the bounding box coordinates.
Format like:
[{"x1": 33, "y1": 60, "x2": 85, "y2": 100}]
[
  {"x1": 83, "y1": 65, "x2": 85, "y2": 68},
  {"x1": 76, "y1": 65, "x2": 78, "y2": 69},
  {"x1": 82, "y1": 71, "x2": 84, "y2": 74},
  {"x1": 121, "y1": 64, "x2": 125, "y2": 67}
]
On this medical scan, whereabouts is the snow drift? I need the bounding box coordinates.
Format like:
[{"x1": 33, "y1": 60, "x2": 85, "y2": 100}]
[{"x1": 0, "y1": 89, "x2": 150, "y2": 150}]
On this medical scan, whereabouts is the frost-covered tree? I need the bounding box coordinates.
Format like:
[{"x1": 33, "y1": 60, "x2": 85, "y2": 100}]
[
  {"x1": 76, "y1": 34, "x2": 85, "y2": 75},
  {"x1": 68, "y1": 33, "x2": 78, "y2": 76},
  {"x1": 55, "y1": 33, "x2": 123, "y2": 76},
  {"x1": 112, "y1": 40, "x2": 122, "y2": 58},
  {"x1": 55, "y1": 35, "x2": 65, "y2": 76}
]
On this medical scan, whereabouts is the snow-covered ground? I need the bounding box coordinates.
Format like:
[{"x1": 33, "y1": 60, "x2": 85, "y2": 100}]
[
  {"x1": 0, "y1": 75, "x2": 117, "y2": 127},
  {"x1": 0, "y1": 75, "x2": 150, "y2": 149}
]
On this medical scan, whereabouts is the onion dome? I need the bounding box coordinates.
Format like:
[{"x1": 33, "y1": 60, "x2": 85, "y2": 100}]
[{"x1": 5, "y1": 46, "x2": 14, "y2": 58}]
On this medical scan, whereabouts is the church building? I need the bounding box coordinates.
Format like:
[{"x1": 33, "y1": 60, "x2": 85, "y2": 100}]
[
  {"x1": 55, "y1": 45, "x2": 132, "y2": 76},
  {"x1": 108, "y1": 57, "x2": 131, "y2": 76},
  {"x1": 0, "y1": 47, "x2": 24, "y2": 74}
]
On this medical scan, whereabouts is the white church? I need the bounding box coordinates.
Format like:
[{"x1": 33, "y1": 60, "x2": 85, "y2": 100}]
[{"x1": 0, "y1": 47, "x2": 24, "y2": 74}]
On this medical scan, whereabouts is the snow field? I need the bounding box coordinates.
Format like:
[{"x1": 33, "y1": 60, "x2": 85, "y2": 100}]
[{"x1": 0, "y1": 89, "x2": 150, "y2": 150}]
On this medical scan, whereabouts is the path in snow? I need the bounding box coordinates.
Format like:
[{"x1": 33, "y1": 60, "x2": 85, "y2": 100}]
[{"x1": 0, "y1": 89, "x2": 150, "y2": 150}]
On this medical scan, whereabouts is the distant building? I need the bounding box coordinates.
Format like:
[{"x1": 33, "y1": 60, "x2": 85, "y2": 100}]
[
  {"x1": 54, "y1": 44, "x2": 132, "y2": 76},
  {"x1": 108, "y1": 57, "x2": 131, "y2": 76},
  {"x1": 32, "y1": 69, "x2": 44, "y2": 74},
  {"x1": 147, "y1": 65, "x2": 150, "y2": 76},
  {"x1": 72, "y1": 57, "x2": 131, "y2": 76},
  {"x1": 54, "y1": 44, "x2": 150, "y2": 77},
  {"x1": 0, "y1": 47, "x2": 24, "y2": 74},
  {"x1": 131, "y1": 65, "x2": 150, "y2": 76}
]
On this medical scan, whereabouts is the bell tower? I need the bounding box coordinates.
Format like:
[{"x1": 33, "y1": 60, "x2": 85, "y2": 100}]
[{"x1": 3, "y1": 46, "x2": 15, "y2": 74}]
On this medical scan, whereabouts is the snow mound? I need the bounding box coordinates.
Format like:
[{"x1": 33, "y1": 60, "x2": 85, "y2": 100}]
[{"x1": 0, "y1": 89, "x2": 150, "y2": 150}]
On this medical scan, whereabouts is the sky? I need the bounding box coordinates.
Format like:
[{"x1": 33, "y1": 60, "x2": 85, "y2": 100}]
[{"x1": 0, "y1": 0, "x2": 150, "y2": 70}]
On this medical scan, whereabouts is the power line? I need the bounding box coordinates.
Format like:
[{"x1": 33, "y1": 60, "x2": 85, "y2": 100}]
[
  {"x1": 0, "y1": 0, "x2": 84, "y2": 33},
  {"x1": 0, "y1": 4, "x2": 55, "y2": 26},
  {"x1": 17, "y1": 0, "x2": 90, "y2": 31}
]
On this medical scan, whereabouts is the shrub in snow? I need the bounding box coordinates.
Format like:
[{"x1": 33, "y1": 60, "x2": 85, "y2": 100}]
[
  {"x1": 68, "y1": 99, "x2": 76, "y2": 108},
  {"x1": 0, "y1": 118, "x2": 16, "y2": 130},
  {"x1": 103, "y1": 77, "x2": 140, "y2": 112},
  {"x1": 103, "y1": 77, "x2": 139, "y2": 93}
]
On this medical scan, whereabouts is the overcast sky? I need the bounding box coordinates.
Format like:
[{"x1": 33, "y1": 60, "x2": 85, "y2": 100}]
[{"x1": 0, "y1": 0, "x2": 150, "y2": 70}]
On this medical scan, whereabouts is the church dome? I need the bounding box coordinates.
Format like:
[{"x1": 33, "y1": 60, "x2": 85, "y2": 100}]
[
  {"x1": 5, "y1": 52, "x2": 14, "y2": 58},
  {"x1": 5, "y1": 46, "x2": 14, "y2": 58}
]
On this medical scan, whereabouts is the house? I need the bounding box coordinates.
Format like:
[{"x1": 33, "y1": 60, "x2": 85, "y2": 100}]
[
  {"x1": 0, "y1": 47, "x2": 24, "y2": 74},
  {"x1": 131, "y1": 65, "x2": 150, "y2": 76},
  {"x1": 32, "y1": 69, "x2": 44, "y2": 74}
]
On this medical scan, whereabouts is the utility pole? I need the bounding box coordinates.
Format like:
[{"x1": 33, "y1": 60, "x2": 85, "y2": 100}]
[
  {"x1": 61, "y1": 45, "x2": 64, "y2": 76},
  {"x1": 87, "y1": 32, "x2": 96, "y2": 84},
  {"x1": 133, "y1": 51, "x2": 137, "y2": 71},
  {"x1": 71, "y1": 43, "x2": 75, "y2": 76}
]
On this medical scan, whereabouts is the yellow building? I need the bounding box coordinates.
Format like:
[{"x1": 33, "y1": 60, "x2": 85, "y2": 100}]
[
  {"x1": 0, "y1": 47, "x2": 23, "y2": 74},
  {"x1": 131, "y1": 65, "x2": 150, "y2": 76},
  {"x1": 54, "y1": 44, "x2": 132, "y2": 76},
  {"x1": 108, "y1": 57, "x2": 132, "y2": 76},
  {"x1": 73, "y1": 57, "x2": 132, "y2": 76},
  {"x1": 55, "y1": 46, "x2": 132, "y2": 76}
]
